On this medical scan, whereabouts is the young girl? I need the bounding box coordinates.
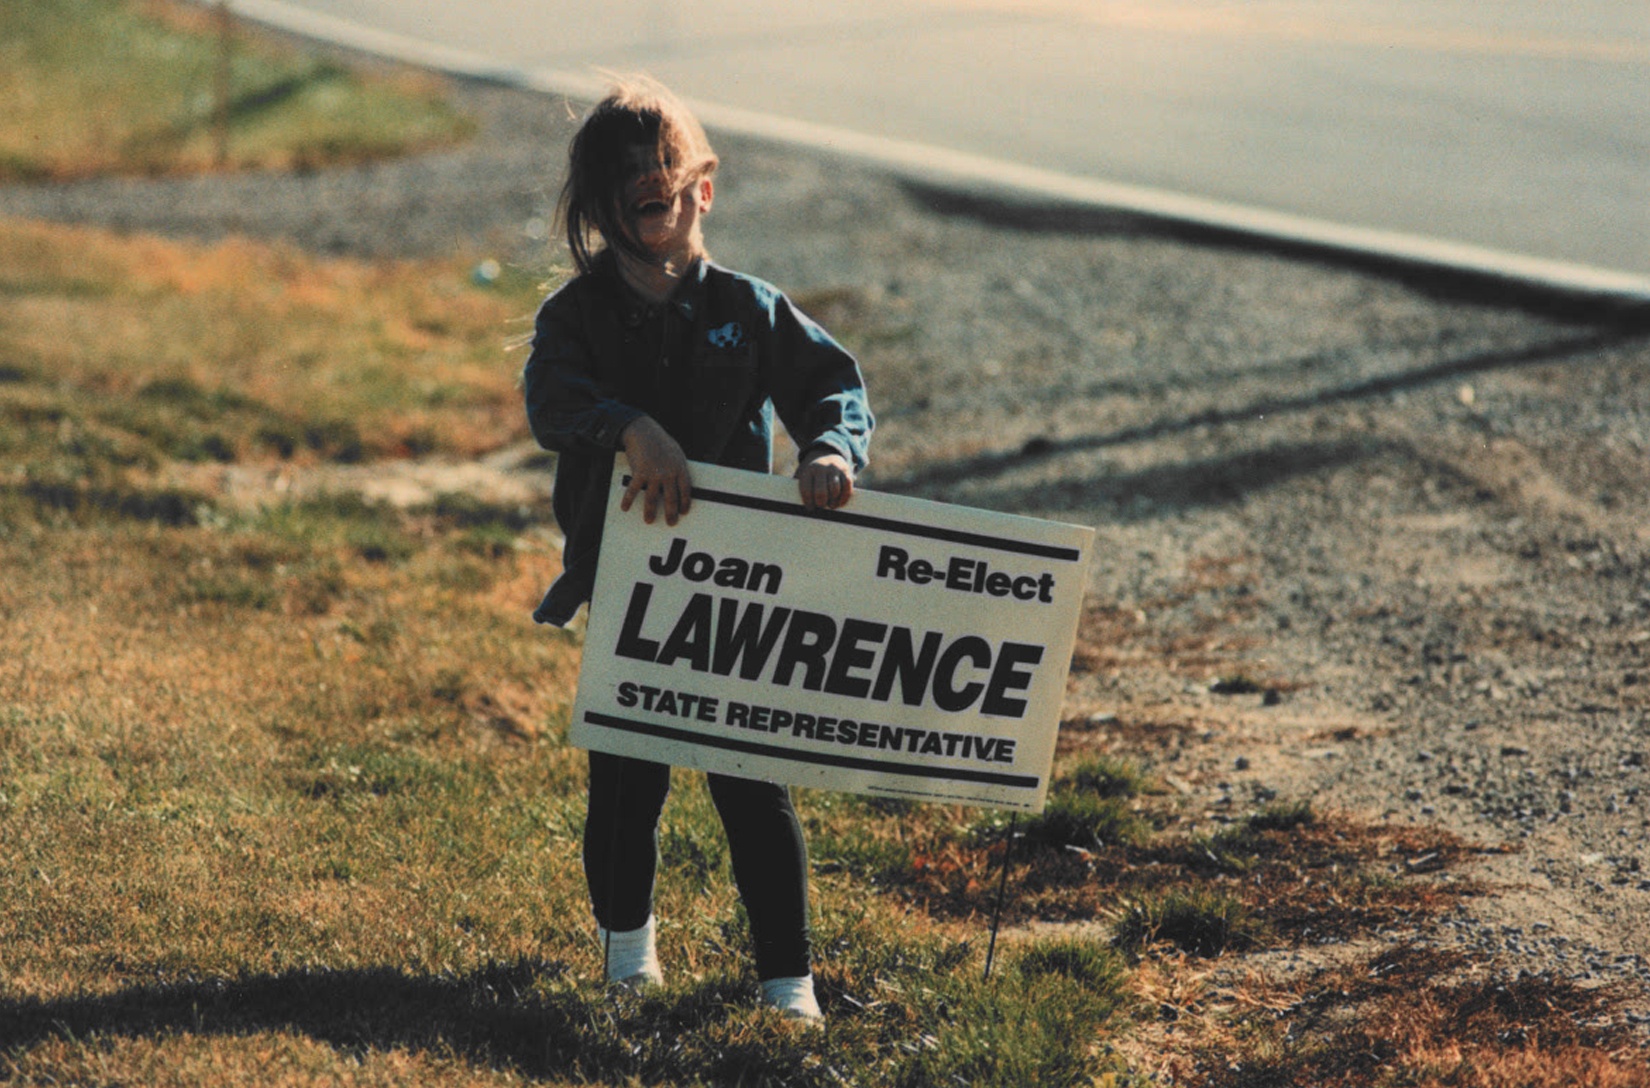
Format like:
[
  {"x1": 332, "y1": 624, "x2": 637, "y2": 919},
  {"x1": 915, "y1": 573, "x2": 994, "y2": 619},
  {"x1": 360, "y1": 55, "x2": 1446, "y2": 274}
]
[{"x1": 522, "y1": 77, "x2": 873, "y2": 1021}]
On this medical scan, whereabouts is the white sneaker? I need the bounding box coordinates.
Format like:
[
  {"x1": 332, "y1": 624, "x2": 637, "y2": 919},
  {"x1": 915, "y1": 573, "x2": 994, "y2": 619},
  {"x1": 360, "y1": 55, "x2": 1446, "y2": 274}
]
[
  {"x1": 759, "y1": 975, "x2": 823, "y2": 1022},
  {"x1": 610, "y1": 969, "x2": 662, "y2": 993},
  {"x1": 599, "y1": 916, "x2": 663, "y2": 990}
]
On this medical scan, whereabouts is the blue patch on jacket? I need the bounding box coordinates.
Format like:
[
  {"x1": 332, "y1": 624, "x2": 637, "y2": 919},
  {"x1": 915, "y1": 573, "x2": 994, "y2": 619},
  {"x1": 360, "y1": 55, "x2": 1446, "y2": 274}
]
[{"x1": 707, "y1": 321, "x2": 745, "y2": 349}]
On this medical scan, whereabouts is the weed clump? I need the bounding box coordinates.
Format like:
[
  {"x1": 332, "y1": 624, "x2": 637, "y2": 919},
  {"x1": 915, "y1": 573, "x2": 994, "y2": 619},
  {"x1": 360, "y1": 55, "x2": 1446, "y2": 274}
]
[
  {"x1": 1062, "y1": 756, "x2": 1154, "y2": 799},
  {"x1": 1112, "y1": 889, "x2": 1261, "y2": 958},
  {"x1": 1193, "y1": 800, "x2": 1317, "y2": 871},
  {"x1": 1023, "y1": 792, "x2": 1151, "y2": 851},
  {"x1": 1245, "y1": 799, "x2": 1314, "y2": 832},
  {"x1": 996, "y1": 757, "x2": 1154, "y2": 853},
  {"x1": 1017, "y1": 937, "x2": 1131, "y2": 992}
]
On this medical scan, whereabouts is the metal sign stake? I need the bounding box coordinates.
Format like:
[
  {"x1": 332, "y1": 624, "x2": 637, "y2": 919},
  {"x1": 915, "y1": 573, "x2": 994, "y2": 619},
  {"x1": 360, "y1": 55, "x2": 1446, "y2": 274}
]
[{"x1": 982, "y1": 812, "x2": 1020, "y2": 980}]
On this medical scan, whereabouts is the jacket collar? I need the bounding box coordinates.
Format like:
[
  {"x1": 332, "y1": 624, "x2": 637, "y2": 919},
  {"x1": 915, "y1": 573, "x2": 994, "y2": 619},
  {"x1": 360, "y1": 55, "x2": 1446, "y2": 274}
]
[{"x1": 600, "y1": 250, "x2": 708, "y2": 325}]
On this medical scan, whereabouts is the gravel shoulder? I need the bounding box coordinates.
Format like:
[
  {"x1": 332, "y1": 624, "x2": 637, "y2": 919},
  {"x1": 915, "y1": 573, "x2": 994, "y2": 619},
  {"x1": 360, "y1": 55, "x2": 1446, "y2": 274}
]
[{"x1": 9, "y1": 75, "x2": 1650, "y2": 1009}]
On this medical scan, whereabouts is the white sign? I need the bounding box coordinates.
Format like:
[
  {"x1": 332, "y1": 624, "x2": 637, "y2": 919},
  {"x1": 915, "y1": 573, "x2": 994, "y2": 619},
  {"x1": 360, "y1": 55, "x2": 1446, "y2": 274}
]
[{"x1": 569, "y1": 462, "x2": 1094, "y2": 812}]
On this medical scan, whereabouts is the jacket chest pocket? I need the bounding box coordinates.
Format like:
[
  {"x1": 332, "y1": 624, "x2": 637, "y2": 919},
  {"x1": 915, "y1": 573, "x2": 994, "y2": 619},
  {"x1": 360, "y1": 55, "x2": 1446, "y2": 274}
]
[{"x1": 698, "y1": 346, "x2": 758, "y2": 415}]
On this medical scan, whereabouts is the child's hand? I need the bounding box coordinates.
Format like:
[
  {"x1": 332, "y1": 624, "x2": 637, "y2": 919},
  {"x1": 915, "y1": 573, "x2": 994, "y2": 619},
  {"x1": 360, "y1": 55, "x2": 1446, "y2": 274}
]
[
  {"x1": 620, "y1": 415, "x2": 692, "y2": 525},
  {"x1": 795, "y1": 449, "x2": 855, "y2": 511}
]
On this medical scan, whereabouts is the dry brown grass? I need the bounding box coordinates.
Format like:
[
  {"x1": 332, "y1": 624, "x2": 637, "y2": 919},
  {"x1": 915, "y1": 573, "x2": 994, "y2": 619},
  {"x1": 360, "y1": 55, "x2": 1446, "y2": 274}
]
[
  {"x1": 1133, "y1": 945, "x2": 1650, "y2": 1087},
  {"x1": 847, "y1": 796, "x2": 1484, "y2": 941},
  {"x1": 0, "y1": 218, "x2": 536, "y2": 471}
]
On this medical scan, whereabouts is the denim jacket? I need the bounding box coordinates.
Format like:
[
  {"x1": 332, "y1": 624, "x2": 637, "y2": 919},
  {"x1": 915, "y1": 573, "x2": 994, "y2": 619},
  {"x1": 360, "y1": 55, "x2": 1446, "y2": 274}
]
[{"x1": 523, "y1": 253, "x2": 874, "y2": 625}]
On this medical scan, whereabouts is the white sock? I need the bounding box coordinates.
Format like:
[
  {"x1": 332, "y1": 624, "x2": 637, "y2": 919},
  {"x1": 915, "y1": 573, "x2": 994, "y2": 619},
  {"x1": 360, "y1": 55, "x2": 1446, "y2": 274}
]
[
  {"x1": 759, "y1": 974, "x2": 822, "y2": 1021},
  {"x1": 598, "y1": 915, "x2": 662, "y2": 987}
]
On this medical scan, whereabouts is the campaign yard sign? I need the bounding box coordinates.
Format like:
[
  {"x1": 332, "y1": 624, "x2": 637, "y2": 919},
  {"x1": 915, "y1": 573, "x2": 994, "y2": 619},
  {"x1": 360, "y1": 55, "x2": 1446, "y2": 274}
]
[{"x1": 569, "y1": 462, "x2": 1095, "y2": 813}]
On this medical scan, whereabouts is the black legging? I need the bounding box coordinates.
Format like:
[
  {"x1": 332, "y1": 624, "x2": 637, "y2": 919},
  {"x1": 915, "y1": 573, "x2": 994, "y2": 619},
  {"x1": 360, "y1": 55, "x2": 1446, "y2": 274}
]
[{"x1": 583, "y1": 750, "x2": 811, "y2": 980}]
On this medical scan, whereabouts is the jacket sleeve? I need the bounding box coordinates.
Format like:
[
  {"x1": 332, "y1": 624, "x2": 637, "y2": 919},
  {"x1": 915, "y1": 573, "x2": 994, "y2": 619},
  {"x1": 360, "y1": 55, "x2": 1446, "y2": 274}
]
[
  {"x1": 522, "y1": 283, "x2": 644, "y2": 453},
  {"x1": 754, "y1": 283, "x2": 875, "y2": 473}
]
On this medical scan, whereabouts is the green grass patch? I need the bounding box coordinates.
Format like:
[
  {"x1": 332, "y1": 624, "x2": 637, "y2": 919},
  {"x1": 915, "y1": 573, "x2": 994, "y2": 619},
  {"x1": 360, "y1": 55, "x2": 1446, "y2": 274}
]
[
  {"x1": 0, "y1": 0, "x2": 473, "y2": 180},
  {"x1": 1061, "y1": 755, "x2": 1157, "y2": 799},
  {"x1": 1111, "y1": 889, "x2": 1261, "y2": 958},
  {"x1": 1017, "y1": 936, "x2": 1131, "y2": 991},
  {"x1": 1191, "y1": 799, "x2": 1318, "y2": 872},
  {"x1": 1021, "y1": 791, "x2": 1152, "y2": 851}
]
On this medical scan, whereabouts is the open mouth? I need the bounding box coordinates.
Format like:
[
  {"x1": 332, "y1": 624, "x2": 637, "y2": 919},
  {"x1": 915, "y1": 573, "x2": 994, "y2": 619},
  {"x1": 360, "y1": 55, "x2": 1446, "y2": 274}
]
[{"x1": 633, "y1": 198, "x2": 671, "y2": 216}]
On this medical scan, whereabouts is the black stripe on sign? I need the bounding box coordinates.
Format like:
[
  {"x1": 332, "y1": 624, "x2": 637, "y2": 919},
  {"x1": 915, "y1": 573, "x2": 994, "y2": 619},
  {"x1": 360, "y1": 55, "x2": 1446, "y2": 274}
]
[
  {"x1": 584, "y1": 711, "x2": 1040, "y2": 790},
  {"x1": 623, "y1": 477, "x2": 1083, "y2": 563}
]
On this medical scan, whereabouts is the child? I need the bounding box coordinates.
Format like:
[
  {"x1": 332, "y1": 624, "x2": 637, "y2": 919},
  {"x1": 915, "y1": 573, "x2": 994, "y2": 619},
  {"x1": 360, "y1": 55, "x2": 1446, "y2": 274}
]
[{"x1": 522, "y1": 77, "x2": 873, "y2": 1021}]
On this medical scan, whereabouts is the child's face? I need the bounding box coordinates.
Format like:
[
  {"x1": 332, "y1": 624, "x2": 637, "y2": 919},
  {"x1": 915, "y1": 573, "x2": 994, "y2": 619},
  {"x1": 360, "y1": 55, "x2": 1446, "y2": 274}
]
[{"x1": 615, "y1": 143, "x2": 712, "y2": 263}]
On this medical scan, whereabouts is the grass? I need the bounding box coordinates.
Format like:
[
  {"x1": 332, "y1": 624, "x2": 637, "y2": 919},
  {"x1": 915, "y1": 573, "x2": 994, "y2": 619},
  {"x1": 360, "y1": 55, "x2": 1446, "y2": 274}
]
[
  {"x1": 0, "y1": 217, "x2": 1149, "y2": 1086},
  {"x1": 0, "y1": 217, "x2": 532, "y2": 481},
  {"x1": 2, "y1": 218, "x2": 1645, "y2": 1085},
  {"x1": 0, "y1": 0, "x2": 472, "y2": 181},
  {"x1": 3, "y1": 28, "x2": 1647, "y2": 1078}
]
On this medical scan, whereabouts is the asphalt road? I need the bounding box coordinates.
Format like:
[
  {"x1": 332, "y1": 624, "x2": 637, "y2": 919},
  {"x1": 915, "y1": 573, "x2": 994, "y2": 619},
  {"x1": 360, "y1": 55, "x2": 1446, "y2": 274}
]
[{"x1": 234, "y1": 0, "x2": 1649, "y2": 287}]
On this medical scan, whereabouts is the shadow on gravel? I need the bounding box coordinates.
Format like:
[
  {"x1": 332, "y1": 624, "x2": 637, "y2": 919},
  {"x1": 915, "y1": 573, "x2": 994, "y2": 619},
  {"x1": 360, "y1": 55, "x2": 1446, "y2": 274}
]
[
  {"x1": 886, "y1": 327, "x2": 1650, "y2": 511},
  {"x1": 938, "y1": 438, "x2": 1385, "y2": 520}
]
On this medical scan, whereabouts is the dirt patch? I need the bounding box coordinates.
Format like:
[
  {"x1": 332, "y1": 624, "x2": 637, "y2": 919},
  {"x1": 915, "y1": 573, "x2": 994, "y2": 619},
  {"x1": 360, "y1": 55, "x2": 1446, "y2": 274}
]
[{"x1": 158, "y1": 440, "x2": 555, "y2": 516}]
